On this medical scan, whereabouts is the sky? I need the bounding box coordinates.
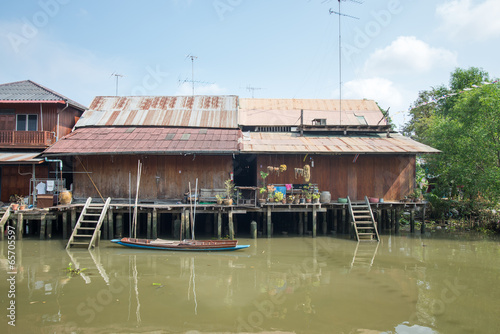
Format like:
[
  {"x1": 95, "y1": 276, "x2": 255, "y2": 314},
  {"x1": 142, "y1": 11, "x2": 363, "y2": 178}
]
[{"x1": 1, "y1": 0, "x2": 499, "y2": 130}]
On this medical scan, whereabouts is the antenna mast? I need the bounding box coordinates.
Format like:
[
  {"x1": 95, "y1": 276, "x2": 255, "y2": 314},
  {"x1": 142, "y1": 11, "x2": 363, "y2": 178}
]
[
  {"x1": 111, "y1": 72, "x2": 124, "y2": 96},
  {"x1": 330, "y1": 0, "x2": 361, "y2": 126},
  {"x1": 246, "y1": 85, "x2": 263, "y2": 98},
  {"x1": 186, "y1": 54, "x2": 198, "y2": 96}
]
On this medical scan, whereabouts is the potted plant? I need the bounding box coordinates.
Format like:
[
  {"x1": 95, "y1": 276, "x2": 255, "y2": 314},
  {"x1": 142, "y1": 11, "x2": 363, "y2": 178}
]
[
  {"x1": 294, "y1": 195, "x2": 300, "y2": 204},
  {"x1": 9, "y1": 194, "x2": 24, "y2": 211},
  {"x1": 224, "y1": 179, "x2": 236, "y2": 205},
  {"x1": 274, "y1": 191, "x2": 284, "y2": 203},
  {"x1": 259, "y1": 171, "x2": 269, "y2": 205},
  {"x1": 267, "y1": 185, "x2": 275, "y2": 202},
  {"x1": 215, "y1": 194, "x2": 223, "y2": 205},
  {"x1": 302, "y1": 184, "x2": 313, "y2": 203},
  {"x1": 287, "y1": 195, "x2": 294, "y2": 204},
  {"x1": 312, "y1": 193, "x2": 320, "y2": 204}
]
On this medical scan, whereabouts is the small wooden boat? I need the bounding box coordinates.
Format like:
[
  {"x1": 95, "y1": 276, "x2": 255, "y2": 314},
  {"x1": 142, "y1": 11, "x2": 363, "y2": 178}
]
[{"x1": 111, "y1": 237, "x2": 250, "y2": 251}]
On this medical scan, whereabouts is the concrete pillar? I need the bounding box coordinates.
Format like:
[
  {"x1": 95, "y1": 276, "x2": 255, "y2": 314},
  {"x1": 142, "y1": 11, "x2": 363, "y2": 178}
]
[
  {"x1": 395, "y1": 209, "x2": 400, "y2": 234},
  {"x1": 410, "y1": 210, "x2": 415, "y2": 233},
  {"x1": 267, "y1": 206, "x2": 272, "y2": 238},
  {"x1": 62, "y1": 211, "x2": 68, "y2": 239},
  {"x1": 217, "y1": 212, "x2": 222, "y2": 239},
  {"x1": 16, "y1": 213, "x2": 23, "y2": 240},
  {"x1": 298, "y1": 213, "x2": 303, "y2": 236},
  {"x1": 40, "y1": 214, "x2": 46, "y2": 240},
  {"x1": 107, "y1": 209, "x2": 114, "y2": 239},
  {"x1": 312, "y1": 206, "x2": 317, "y2": 238},
  {"x1": 250, "y1": 220, "x2": 257, "y2": 239},
  {"x1": 420, "y1": 207, "x2": 426, "y2": 234}
]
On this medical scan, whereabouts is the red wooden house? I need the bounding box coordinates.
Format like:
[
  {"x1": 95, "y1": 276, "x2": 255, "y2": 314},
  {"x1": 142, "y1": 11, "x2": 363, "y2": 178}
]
[{"x1": 0, "y1": 80, "x2": 86, "y2": 204}]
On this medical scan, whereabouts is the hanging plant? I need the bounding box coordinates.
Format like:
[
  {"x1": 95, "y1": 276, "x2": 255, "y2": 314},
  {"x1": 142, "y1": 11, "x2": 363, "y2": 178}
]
[{"x1": 279, "y1": 164, "x2": 287, "y2": 173}]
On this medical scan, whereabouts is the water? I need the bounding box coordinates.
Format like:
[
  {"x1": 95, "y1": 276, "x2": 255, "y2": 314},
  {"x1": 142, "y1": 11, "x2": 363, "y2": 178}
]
[{"x1": 1, "y1": 233, "x2": 499, "y2": 334}]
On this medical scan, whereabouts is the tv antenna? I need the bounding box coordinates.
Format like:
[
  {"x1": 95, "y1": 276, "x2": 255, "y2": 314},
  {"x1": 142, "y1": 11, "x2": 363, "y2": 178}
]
[
  {"x1": 245, "y1": 85, "x2": 264, "y2": 98},
  {"x1": 329, "y1": 0, "x2": 361, "y2": 125},
  {"x1": 186, "y1": 54, "x2": 198, "y2": 95},
  {"x1": 111, "y1": 72, "x2": 124, "y2": 96}
]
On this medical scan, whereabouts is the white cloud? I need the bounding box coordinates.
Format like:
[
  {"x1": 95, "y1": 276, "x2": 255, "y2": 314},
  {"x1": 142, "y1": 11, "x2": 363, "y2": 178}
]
[
  {"x1": 363, "y1": 36, "x2": 457, "y2": 75},
  {"x1": 436, "y1": 0, "x2": 500, "y2": 41},
  {"x1": 342, "y1": 77, "x2": 404, "y2": 109}
]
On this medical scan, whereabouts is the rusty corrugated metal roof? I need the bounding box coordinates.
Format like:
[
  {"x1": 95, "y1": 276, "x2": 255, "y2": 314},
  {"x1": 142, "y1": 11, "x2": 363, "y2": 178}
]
[
  {"x1": 76, "y1": 96, "x2": 238, "y2": 129},
  {"x1": 44, "y1": 127, "x2": 240, "y2": 155},
  {"x1": 239, "y1": 98, "x2": 385, "y2": 126},
  {"x1": 0, "y1": 152, "x2": 43, "y2": 163},
  {"x1": 240, "y1": 132, "x2": 440, "y2": 154}
]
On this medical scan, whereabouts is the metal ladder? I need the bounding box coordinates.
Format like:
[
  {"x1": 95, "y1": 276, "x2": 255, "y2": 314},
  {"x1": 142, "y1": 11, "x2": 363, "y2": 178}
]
[
  {"x1": 348, "y1": 196, "x2": 380, "y2": 242},
  {"x1": 66, "y1": 197, "x2": 111, "y2": 249}
]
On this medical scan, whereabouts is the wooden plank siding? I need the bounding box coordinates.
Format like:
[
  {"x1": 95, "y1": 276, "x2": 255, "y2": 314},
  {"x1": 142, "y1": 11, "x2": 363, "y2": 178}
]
[
  {"x1": 0, "y1": 165, "x2": 49, "y2": 202},
  {"x1": 72, "y1": 154, "x2": 233, "y2": 200},
  {"x1": 256, "y1": 154, "x2": 415, "y2": 201}
]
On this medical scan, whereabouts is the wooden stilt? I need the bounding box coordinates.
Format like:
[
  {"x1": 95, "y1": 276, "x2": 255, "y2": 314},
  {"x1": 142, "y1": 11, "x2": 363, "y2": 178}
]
[
  {"x1": 108, "y1": 209, "x2": 114, "y2": 239},
  {"x1": 410, "y1": 210, "x2": 415, "y2": 233},
  {"x1": 46, "y1": 218, "x2": 52, "y2": 239},
  {"x1": 184, "y1": 210, "x2": 190, "y2": 239},
  {"x1": 304, "y1": 212, "x2": 308, "y2": 235},
  {"x1": 152, "y1": 209, "x2": 158, "y2": 239},
  {"x1": 333, "y1": 209, "x2": 337, "y2": 233},
  {"x1": 228, "y1": 210, "x2": 234, "y2": 240},
  {"x1": 420, "y1": 207, "x2": 426, "y2": 234},
  {"x1": 267, "y1": 206, "x2": 272, "y2": 238},
  {"x1": 147, "y1": 211, "x2": 152, "y2": 239},
  {"x1": 40, "y1": 214, "x2": 46, "y2": 240},
  {"x1": 62, "y1": 211, "x2": 68, "y2": 239},
  {"x1": 322, "y1": 211, "x2": 327, "y2": 235},
  {"x1": 298, "y1": 212, "x2": 303, "y2": 236},
  {"x1": 391, "y1": 209, "x2": 396, "y2": 232},
  {"x1": 71, "y1": 208, "x2": 76, "y2": 230},
  {"x1": 395, "y1": 209, "x2": 400, "y2": 234},
  {"x1": 312, "y1": 206, "x2": 317, "y2": 238},
  {"x1": 116, "y1": 213, "x2": 123, "y2": 238},
  {"x1": 16, "y1": 213, "x2": 23, "y2": 240},
  {"x1": 217, "y1": 212, "x2": 222, "y2": 239}
]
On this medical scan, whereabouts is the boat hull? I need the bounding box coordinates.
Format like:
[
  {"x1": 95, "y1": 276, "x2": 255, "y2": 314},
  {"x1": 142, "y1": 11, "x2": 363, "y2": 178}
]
[{"x1": 111, "y1": 238, "x2": 250, "y2": 251}]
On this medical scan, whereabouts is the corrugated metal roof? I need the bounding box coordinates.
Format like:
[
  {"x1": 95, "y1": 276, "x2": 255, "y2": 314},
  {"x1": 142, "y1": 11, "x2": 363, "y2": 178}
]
[
  {"x1": 0, "y1": 80, "x2": 87, "y2": 110},
  {"x1": 239, "y1": 98, "x2": 386, "y2": 126},
  {"x1": 44, "y1": 127, "x2": 240, "y2": 155},
  {"x1": 0, "y1": 152, "x2": 43, "y2": 163},
  {"x1": 240, "y1": 132, "x2": 440, "y2": 154},
  {"x1": 76, "y1": 96, "x2": 239, "y2": 129}
]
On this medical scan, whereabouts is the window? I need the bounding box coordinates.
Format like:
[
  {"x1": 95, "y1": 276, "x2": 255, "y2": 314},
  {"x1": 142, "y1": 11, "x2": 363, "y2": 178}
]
[{"x1": 16, "y1": 114, "x2": 38, "y2": 131}]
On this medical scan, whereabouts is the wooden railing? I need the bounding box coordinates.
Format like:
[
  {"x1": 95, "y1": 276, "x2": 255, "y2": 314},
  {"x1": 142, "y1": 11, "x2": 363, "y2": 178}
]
[{"x1": 0, "y1": 130, "x2": 56, "y2": 148}]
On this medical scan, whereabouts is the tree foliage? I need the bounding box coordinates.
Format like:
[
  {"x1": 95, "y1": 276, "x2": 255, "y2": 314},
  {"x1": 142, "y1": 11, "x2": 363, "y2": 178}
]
[{"x1": 405, "y1": 67, "x2": 500, "y2": 204}]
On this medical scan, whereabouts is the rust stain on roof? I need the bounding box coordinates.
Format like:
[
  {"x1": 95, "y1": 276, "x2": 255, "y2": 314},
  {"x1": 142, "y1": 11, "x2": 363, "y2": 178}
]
[{"x1": 81, "y1": 96, "x2": 239, "y2": 129}]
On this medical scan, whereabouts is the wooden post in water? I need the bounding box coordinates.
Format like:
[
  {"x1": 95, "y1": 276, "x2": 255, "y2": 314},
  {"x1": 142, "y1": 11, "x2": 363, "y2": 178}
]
[
  {"x1": 16, "y1": 213, "x2": 23, "y2": 240},
  {"x1": 116, "y1": 213, "x2": 123, "y2": 238},
  {"x1": 228, "y1": 210, "x2": 234, "y2": 240},
  {"x1": 147, "y1": 211, "x2": 152, "y2": 239},
  {"x1": 217, "y1": 212, "x2": 222, "y2": 239},
  {"x1": 376, "y1": 209, "x2": 382, "y2": 233},
  {"x1": 390, "y1": 209, "x2": 395, "y2": 233},
  {"x1": 410, "y1": 210, "x2": 415, "y2": 233},
  {"x1": 298, "y1": 213, "x2": 303, "y2": 236},
  {"x1": 62, "y1": 211, "x2": 68, "y2": 239},
  {"x1": 152, "y1": 209, "x2": 158, "y2": 239},
  {"x1": 107, "y1": 209, "x2": 114, "y2": 239},
  {"x1": 250, "y1": 220, "x2": 257, "y2": 239},
  {"x1": 46, "y1": 217, "x2": 52, "y2": 239},
  {"x1": 304, "y1": 212, "x2": 308, "y2": 235},
  {"x1": 395, "y1": 209, "x2": 400, "y2": 234},
  {"x1": 71, "y1": 208, "x2": 76, "y2": 230},
  {"x1": 333, "y1": 209, "x2": 337, "y2": 233},
  {"x1": 267, "y1": 206, "x2": 272, "y2": 238},
  {"x1": 322, "y1": 211, "x2": 327, "y2": 235},
  {"x1": 312, "y1": 206, "x2": 317, "y2": 238},
  {"x1": 420, "y1": 207, "x2": 426, "y2": 234},
  {"x1": 184, "y1": 210, "x2": 190, "y2": 239},
  {"x1": 40, "y1": 214, "x2": 46, "y2": 240}
]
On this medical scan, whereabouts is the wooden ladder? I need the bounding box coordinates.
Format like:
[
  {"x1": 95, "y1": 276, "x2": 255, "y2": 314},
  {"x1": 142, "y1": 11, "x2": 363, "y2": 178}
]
[
  {"x1": 66, "y1": 197, "x2": 111, "y2": 250},
  {"x1": 0, "y1": 205, "x2": 12, "y2": 241},
  {"x1": 348, "y1": 196, "x2": 380, "y2": 242}
]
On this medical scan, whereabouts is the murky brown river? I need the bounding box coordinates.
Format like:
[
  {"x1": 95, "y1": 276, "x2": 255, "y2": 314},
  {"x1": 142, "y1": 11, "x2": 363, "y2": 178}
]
[{"x1": 1, "y1": 232, "x2": 499, "y2": 334}]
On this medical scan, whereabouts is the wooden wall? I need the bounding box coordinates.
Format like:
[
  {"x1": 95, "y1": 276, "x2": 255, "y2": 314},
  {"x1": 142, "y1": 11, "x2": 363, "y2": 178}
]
[
  {"x1": 0, "y1": 164, "x2": 49, "y2": 202},
  {"x1": 73, "y1": 154, "x2": 233, "y2": 200},
  {"x1": 0, "y1": 102, "x2": 82, "y2": 137},
  {"x1": 256, "y1": 154, "x2": 415, "y2": 201}
]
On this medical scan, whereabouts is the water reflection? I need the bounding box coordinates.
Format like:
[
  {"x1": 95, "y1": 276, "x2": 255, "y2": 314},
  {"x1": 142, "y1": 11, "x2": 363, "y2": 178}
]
[{"x1": 1, "y1": 234, "x2": 499, "y2": 333}]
